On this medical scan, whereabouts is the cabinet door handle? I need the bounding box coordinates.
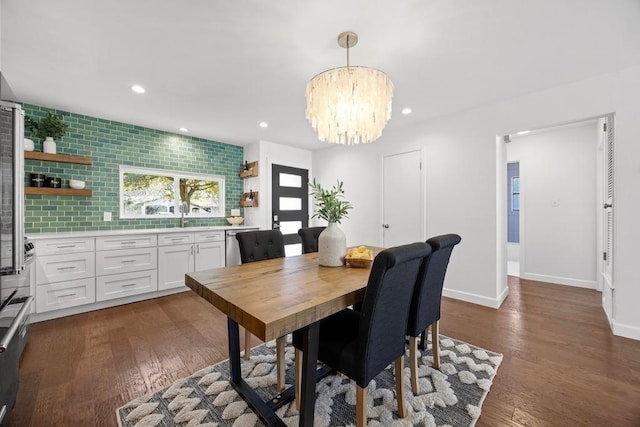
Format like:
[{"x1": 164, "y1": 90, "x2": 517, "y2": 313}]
[
  {"x1": 197, "y1": 244, "x2": 200, "y2": 254},
  {"x1": 56, "y1": 245, "x2": 77, "y2": 249},
  {"x1": 122, "y1": 283, "x2": 137, "y2": 288},
  {"x1": 190, "y1": 246, "x2": 194, "y2": 255},
  {"x1": 56, "y1": 266, "x2": 76, "y2": 271},
  {"x1": 57, "y1": 293, "x2": 77, "y2": 298},
  {"x1": 120, "y1": 259, "x2": 137, "y2": 264}
]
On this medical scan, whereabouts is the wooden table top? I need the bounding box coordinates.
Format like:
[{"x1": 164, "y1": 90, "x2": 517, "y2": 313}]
[{"x1": 185, "y1": 250, "x2": 380, "y2": 342}]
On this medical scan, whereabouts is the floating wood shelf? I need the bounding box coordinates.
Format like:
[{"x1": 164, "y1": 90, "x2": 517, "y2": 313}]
[
  {"x1": 240, "y1": 191, "x2": 259, "y2": 207},
  {"x1": 24, "y1": 151, "x2": 93, "y2": 165},
  {"x1": 25, "y1": 187, "x2": 92, "y2": 197},
  {"x1": 239, "y1": 161, "x2": 258, "y2": 178}
]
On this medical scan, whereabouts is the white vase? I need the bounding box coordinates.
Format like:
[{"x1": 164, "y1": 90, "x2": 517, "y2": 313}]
[
  {"x1": 43, "y1": 137, "x2": 57, "y2": 154},
  {"x1": 24, "y1": 138, "x2": 34, "y2": 151},
  {"x1": 318, "y1": 222, "x2": 347, "y2": 267}
]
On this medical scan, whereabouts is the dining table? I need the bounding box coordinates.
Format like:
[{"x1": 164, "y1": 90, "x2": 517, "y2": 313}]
[{"x1": 185, "y1": 248, "x2": 381, "y2": 427}]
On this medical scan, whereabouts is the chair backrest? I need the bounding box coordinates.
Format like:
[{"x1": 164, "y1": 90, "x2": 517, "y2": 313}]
[
  {"x1": 235, "y1": 229, "x2": 285, "y2": 263},
  {"x1": 406, "y1": 233, "x2": 462, "y2": 337},
  {"x1": 356, "y1": 242, "x2": 432, "y2": 386},
  {"x1": 297, "y1": 227, "x2": 326, "y2": 254}
]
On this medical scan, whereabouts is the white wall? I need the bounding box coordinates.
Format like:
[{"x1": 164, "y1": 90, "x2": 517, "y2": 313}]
[
  {"x1": 507, "y1": 122, "x2": 598, "y2": 288},
  {"x1": 243, "y1": 140, "x2": 313, "y2": 230},
  {"x1": 313, "y1": 64, "x2": 640, "y2": 340}
]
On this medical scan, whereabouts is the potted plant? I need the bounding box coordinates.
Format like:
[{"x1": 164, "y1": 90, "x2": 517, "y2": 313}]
[
  {"x1": 25, "y1": 111, "x2": 68, "y2": 154},
  {"x1": 309, "y1": 179, "x2": 353, "y2": 267}
]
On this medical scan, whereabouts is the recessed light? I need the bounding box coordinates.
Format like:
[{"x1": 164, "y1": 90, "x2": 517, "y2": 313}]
[
  {"x1": 179, "y1": 127, "x2": 188, "y2": 132},
  {"x1": 516, "y1": 130, "x2": 531, "y2": 135},
  {"x1": 401, "y1": 107, "x2": 412, "y2": 115},
  {"x1": 259, "y1": 122, "x2": 268, "y2": 128},
  {"x1": 131, "y1": 85, "x2": 145, "y2": 94}
]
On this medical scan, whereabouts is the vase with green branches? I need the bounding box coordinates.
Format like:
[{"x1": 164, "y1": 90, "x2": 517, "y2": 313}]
[
  {"x1": 309, "y1": 179, "x2": 353, "y2": 266},
  {"x1": 25, "y1": 111, "x2": 68, "y2": 154}
]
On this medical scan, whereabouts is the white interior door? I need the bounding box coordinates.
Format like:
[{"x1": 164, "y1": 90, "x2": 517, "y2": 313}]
[
  {"x1": 602, "y1": 115, "x2": 615, "y2": 321},
  {"x1": 382, "y1": 150, "x2": 423, "y2": 247}
]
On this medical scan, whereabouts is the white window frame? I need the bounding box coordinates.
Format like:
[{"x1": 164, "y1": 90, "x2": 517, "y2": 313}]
[{"x1": 119, "y1": 165, "x2": 225, "y2": 219}]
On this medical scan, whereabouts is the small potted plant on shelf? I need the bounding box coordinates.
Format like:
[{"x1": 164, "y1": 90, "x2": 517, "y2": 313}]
[
  {"x1": 309, "y1": 179, "x2": 353, "y2": 267},
  {"x1": 25, "y1": 111, "x2": 68, "y2": 154}
]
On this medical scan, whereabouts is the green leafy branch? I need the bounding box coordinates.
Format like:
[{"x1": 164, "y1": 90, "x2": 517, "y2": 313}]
[
  {"x1": 309, "y1": 179, "x2": 353, "y2": 224},
  {"x1": 25, "y1": 111, "x2": 68, "y2": 140}
]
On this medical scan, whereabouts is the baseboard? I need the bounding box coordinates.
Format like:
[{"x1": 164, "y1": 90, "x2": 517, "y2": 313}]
[
  {"x1": 520, "y1": 272, "x2": 597, "y2": 289},
  {"x1": 443, "y1": 286, "x2": 506, "y2": 309},
  {"x1": 612, "y1": 320, "x2": 640, "y2": 341}
]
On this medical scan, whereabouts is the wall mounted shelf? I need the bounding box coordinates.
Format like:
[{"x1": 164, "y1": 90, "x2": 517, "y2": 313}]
[
  {"x1": 240, "y1": 191, "x2": 259, "y2": 207},
  {"x1": 24, "y1": 151, "x2": 93, "y2": 165},
  {"x1": 25, "y1": 187, "x2": 92, "y2": 197},
  {"x1": 239, "y1": 161, "x2": 258, "y2": 178}
]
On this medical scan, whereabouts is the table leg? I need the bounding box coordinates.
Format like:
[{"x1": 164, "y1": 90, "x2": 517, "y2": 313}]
[
  {"x1": 299, "y1": 322, "x2": 319, "y2": 427},
  {"x1": 227, "y1": 318, "x2": 285, "y2": 426}
]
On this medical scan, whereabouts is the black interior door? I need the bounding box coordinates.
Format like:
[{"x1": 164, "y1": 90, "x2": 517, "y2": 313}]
[{"x1": 272, "y1": 164, "x2": 308, "y2": 256}]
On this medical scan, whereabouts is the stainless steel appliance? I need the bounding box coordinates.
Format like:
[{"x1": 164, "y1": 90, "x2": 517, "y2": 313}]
[
  {"x1": 225, "y1": 227, "x2": 259, "y2": 266},
  {"x1": 0, "y1": 100, "x2": 30, "y2": 427}
]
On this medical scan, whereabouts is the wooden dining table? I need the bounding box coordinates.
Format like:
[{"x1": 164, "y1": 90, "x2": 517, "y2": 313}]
[{"x1": 185, "y1": 249, "x2": 380, "y2": 427}]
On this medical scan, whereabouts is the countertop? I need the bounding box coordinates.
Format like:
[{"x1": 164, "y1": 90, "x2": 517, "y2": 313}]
[{"x1": 28, "y1": 225, "x2": 260, "y2": 240}]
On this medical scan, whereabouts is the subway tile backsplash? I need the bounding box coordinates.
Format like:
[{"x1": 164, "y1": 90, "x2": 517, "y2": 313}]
[{"x1": 23, "y1": 104, "x2": 243, "y2": 233}]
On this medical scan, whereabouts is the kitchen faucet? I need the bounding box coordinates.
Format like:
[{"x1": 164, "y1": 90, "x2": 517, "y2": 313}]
[{"x1": 180, "y1": 201, "x2": 189, "y2": 227}]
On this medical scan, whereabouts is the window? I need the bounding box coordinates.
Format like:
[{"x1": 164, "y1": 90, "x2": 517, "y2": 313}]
[
  {"x1": 119, "y1": 166, "x2": 225, "y2": 218},
  {"x1": 511, "y1": 177, "x2": 520, "y2": 212}
]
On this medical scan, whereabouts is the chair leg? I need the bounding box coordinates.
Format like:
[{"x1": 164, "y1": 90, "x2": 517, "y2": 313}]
[
  {"x1": 409, "y1": 335, "x2": 419, "y2": 395},
  {"x1": 431, "y1": 320, "x2": 440, "y2": 369},
  {"x1": 356, "y1": 385, "x2": 367, "y2": 427},
  {"x1": 294, "y1": 348, "x2": 302, "y2": 411},
  {"x1": 276, "y1": 336, "x2": 286, "y2": 392},
  {"x1": 244, "y1": 329, "x2": 251, "y2": 360},
  {"x1": 419, "y1": 329, "x2": 427, "y2": 350},
  {"x1": 395, "y1": 355, "x2": 406, "y2": 418}
]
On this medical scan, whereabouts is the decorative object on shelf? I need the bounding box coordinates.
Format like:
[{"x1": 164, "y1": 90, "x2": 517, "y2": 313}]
[
  {"x1": 24, "y1": 138, "x2": 34, "y2": 151},
  {"x1": 45, "y1": 176, "x2": 61, "y2": 188},
  {"x1": 239, "y1": 160, "x2": 258, "y2": 178},
  {"x1": 25, "y1": 110, "x2": 68, "y2": 154},
  {"x1": 30, "y1": 173, "x2": 45, "y2": 187},
  {"x1": 309, "y1": 179, "x2": 353, "y2": 267},
  {"x1": 226, "y1": 217, "x2": 244, "y2": 226},
  {"x1": 69, "y1": 179, "x2": 86, "y2": 190},
  {"x1": 305, "y1": 31, "x2": 394, "y2": 146},
  {"x1": 240, "y1": 190, "x2": 258, "y2": 207}
]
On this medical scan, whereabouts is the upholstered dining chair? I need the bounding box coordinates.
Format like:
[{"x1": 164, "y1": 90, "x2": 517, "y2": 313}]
[
  {"x1": 297, "y1": 226, "x2": 326, "y2": 254},
  {"x1": 235, "y1": 229, "x2": 287, "y2": 391},
  {"x1": 406, "y1": 233, "x2": 461, "y2": 395},
  {"x1": 292, "y1": 242, "x2": 432, "y2": 426}
]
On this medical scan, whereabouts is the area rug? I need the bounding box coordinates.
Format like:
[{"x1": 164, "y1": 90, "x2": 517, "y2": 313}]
[{"x1": 116, "y1": 335, "x2": 502, "y2": 427}]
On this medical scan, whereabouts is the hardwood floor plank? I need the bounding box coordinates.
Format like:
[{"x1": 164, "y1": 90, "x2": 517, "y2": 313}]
[{"x1": 8, "y1": 278, "x2": 640, "y2": 426}]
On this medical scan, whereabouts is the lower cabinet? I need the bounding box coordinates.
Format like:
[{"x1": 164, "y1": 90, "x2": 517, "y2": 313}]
[
  {"x1": 96, "y1": 270, "x2": 158, "y2": 302},
  {"x1": 158, "y1": 232, "x2": 225, "y2": 291},
  {"x1": 36, "y1": 277, "x2": 96, "y2": 313}
]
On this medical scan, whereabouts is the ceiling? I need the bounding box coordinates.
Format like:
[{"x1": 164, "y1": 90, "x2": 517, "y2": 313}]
[{"x1": 2, "y1": 1, "x2": 640, "y2": 151}]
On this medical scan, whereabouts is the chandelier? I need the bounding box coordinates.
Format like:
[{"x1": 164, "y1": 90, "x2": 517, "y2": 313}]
[{"x1": 305, "y1": 31, "x2": 394, "y2": 145}]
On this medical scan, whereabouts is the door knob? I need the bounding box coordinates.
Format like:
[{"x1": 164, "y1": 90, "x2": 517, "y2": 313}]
[
  {"x1": 603, "y1": 203, "x2": 612, "y2": 209},
  {"x1": 382, "y1": 224, "x2": 389, "y2": 229}
]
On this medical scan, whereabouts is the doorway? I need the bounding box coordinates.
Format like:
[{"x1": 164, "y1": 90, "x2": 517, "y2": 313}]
[
  {"x1": 271, "y1": 164, "x2": 309, "y2": 257},
  {"x1": 382, "y1": 150, "x2": 423, "y2": 247}
]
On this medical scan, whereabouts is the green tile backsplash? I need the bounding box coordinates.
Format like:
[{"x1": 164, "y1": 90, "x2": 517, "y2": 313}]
[{"x1": 23, "y1": 104, "x2": 243, "y2": 233}]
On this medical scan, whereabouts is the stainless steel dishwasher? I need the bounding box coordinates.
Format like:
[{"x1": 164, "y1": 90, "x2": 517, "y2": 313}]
[{"x1": 225, "y1": 228, "x2": 259, "y2": 266}]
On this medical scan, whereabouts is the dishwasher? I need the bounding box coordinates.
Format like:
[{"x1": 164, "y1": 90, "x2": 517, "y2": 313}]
[{"x1": 225, "y1": 228, "x2": 259, "y2": 266}]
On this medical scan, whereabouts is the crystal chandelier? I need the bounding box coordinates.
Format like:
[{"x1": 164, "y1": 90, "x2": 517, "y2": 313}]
[{"x1": 305, "y1": 31, "x2": 394, "y2": 145}]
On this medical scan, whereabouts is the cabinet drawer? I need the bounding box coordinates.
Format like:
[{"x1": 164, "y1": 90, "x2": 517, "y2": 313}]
[
  {"x1": 36, "y1": 253, "x2": 95, "y2": 285},
  {"x1": 95, "y1": 247, "x2": 158, "y2": 276},
  {"x1": 35, "y1": 277, "x2": 96, "y2": 313},
  {"x1": 96, "y1": 270, "x2": 158, "y2": 302},
  {"x1": 158, "y1": 233, "x2": 194, "y2": 246},
  {"x1": 195, "y1": 231, "x2": 224, "y2": 242},
  {"x1": 95, "y1": 234, "x2": 157, "y2": 251},
  {"x1": 35, "y1": 237, "x2": 95, "y2": 256}
]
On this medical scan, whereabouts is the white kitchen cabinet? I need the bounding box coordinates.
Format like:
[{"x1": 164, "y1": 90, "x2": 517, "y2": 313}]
[
  {"x1": 95, "y1": 234, "x2": 157, "y2": 251},
  {"x1": 35, "y1": 237, "x2": 94, "y2": 256},
  {"x1": 157, "y1": 231, "x2": 225, "y2": 290},
  {"x1": 96, "y1": 270, "x2": 158, "y2": 302},
  {"x1": 35, "y1": 252, "x2": 95, "y2": 286},
  {"x1": 95, "y1": 247, "x2": 158, "y2": 276},
  {"x1": 36, "y1": 277, "x2": 96, "y2": 313}
]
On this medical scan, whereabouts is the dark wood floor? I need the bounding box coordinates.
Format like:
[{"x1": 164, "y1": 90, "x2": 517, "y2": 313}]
[{"x1": 8, "y1": 277, "x2": 640, "y2": 426}]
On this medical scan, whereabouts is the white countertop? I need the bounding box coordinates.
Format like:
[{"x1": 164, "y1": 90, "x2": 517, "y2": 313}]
[{"x1": 28, "y1": 225, "x2": 260, "y2": 240}]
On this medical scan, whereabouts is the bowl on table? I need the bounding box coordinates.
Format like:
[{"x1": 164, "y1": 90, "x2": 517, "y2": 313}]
[
  {"x1": 345, "y1": 246, "x2": 373, "y2": 268},
  {"x1": 69, "y1": 179, "x2": 86, "y2": 190},
  {"x1": 226, "y1": 216, "x2": 244, "y2": 226}
]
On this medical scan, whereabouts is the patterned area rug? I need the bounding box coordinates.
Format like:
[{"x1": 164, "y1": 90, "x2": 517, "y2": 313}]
[{"x1": 116, "y1": 335, "x2": 502, "y2": 427}]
